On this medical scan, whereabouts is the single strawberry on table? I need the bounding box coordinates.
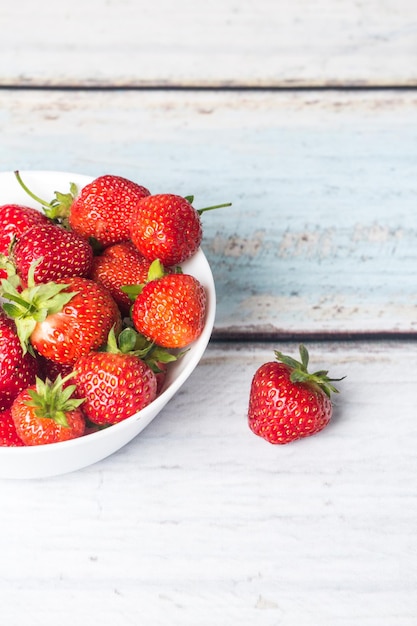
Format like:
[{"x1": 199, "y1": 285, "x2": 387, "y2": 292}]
[
  {"x1": 11, "y1": 374, "x2": 85, "y2": 446},
  {"x1": 130, "y1": 260, "x2": 207, "y2": 349},
  {"x1": 130, "y1": 193, "x2": 231, "y2": 267},
  {"x1": 0, "y1": 309, "x2": 38, "y2": 411},
  {"x1": 248, "y1": 345, "x2": 344, "y2": 444},
  {"x1": 1, "y1": 267, "x2": 121, "y2": 365}
]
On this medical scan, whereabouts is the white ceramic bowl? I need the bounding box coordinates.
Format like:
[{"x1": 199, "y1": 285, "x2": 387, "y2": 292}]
[{"x1": 0, "y1": 171, "x2": 216, "y2": 479}]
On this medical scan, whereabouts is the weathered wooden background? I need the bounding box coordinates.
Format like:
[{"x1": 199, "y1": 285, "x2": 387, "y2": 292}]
[
  {"x1": 1, "y1": 1, "x2": 417, "y2": 336},
  {"x1": 0, "y1": 1, "x2": 416, "y2": 625},
  {"x1": 4, "y1": 90, "x2": 417, "y2": 336},
  {"x1": 2, "y1": 0, "x2": 417, "y2": 87}
]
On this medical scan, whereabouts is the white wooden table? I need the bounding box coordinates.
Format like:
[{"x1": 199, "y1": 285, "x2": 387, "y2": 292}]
[{"x1": 1, "y1": 2, "x2": 416, "y2": 624}]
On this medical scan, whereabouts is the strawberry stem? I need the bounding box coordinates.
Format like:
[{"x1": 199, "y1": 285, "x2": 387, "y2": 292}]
[
  {"x1": 197, "y1": 202, "x2": 232, "y2": 215},
  {"x1": 14, "y1": 170, "x2": 51, "y2": 209},
  {"x1": 14, "y1": 170, "x2": 77, "y2": 223}
]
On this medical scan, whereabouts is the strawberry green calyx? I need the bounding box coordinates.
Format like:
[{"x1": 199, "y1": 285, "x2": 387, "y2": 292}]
[
  {"x1": 121, "y1": 258, "x2": 173, "y2": 302},
  {"x1": 1, "y1": 260, "x2": 77, "y2": 354},
  {"x1": 146, "y1": 258, "x2": 165, "y2": 282},
  {"x1": 275, "y1": 344, "x2": 345, "y2": 398},
  {"x1": 120, "y1": 282, "x2": 144, "y2": 301},
  {"x1": 25, "y1": 374, "x2": 84, "y2": 428},
  {"x1": 14, "y1": 170, "x2": 77, "y2": 225},
  {"x1": 104, "y1": 326, "x2": 178, "y2": 373},
  {"x1": 106, "y1": 325, "x2": 152, "y2": 356},
  {"x1": 0, "y1": 253, "x2": 21, "y2": 292}
]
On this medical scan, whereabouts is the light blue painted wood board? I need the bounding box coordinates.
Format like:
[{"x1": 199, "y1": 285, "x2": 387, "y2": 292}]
[
  {"x1": 1, "y1": 0, "x2": 417, "y2": 86},
  {"x1": 1, "y1": 89, "x2": 416, "y2": 335}
]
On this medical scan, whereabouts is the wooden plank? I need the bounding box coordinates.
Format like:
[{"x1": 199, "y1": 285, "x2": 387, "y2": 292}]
[
  {"x1": 0, "y1": 340, "x2": 416, "y2": 626},
  {"x1": 1, "y1": 0, "x2": 417, "y2": 87},
  {"x1": 1, "y1": 88, "x2": 416, "y2": 336}
]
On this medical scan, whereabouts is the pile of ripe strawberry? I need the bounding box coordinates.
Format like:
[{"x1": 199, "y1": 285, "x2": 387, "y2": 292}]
[{"x1": 0, "y1": 172, "x2": 222, "y2": 447}]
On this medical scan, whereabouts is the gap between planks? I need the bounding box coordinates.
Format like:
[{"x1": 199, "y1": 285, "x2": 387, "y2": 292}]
[
  {"x1": 211, "y1": 330, "x2": 417, "y2": 343},
  {"x1": 2, "y1": 84, "x2": 417, "y2": 92}
]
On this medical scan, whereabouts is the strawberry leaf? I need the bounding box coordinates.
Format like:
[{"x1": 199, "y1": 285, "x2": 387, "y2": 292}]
[
  {"x1": 120, "y1": 284, "x2": 143, "y2": 300},
  {"x1": 117, "y1": 327, "x2": 138, "y2": 353},
  {"x1": 147, "y1": 259, "x2": 165, "y2": 282},
  {"x1": 24, "y1": 375, "x2": 84, "y2": 426},
  {"x1": 275, "y1": 344, "x2": 345, "y2": 398},
  {"x1": 274, "y1": 350, "x2": 303, "y2": 371},
  {"x1": 33, "y1": 288, "x2": 76, "y2": 315},
  {"x1": 1, "y1": 267, "x2": 77, "y2": 354},
  {"x1": 0, "y1": 254, "x2": 20, "y2": 292},
  {"x1": 1, "y1": 289, "x2": 32, "y2": 311},
  {"x1": 2, "y1": 302, "x2": 26, "y2": 318},
  {"x1": 12, "y1": 317, "x2": 38, "y2": 354},
  {"x1": 299, "y1": 344, "x2": 310, "y2": 370}
]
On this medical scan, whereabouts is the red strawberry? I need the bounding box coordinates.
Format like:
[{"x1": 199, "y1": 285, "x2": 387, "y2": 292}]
[
  {"x1": 73, "y1": 353, "x2": 156, "y2": 426},
  {"x1": 11, "y1": 375, "x2": 85, "y2": 445},
  {"x1": 131, "y1": 260, "x2": 207, "y2": 349},
  {"x1": 36, "y1": 354, "x2": 74, "y2": 383},
  {"x1": 12, "y1": 222, "x2": 93, "y2": 284},
  {"x1": 0, "y1": 203, "x2": 50, "y2": 255},
  {"x1": 0, "y1": 310, "x2": 38, "y2": 411},
  {"x1": 1, "y1": 274, "x2": 121, "y2": 365},
  {"x1": 130, "y1": 194, "x2": 230, "y2": 267},
  {"x1": 69, "y1": 175, "x2": 151, "y2": 247},
  {"x1": 113, "y1": 326, "x2": 178, "y2": 394},
  {"x1": 248, "y1": 345, "x2": 343, "y2": 445},
  {"x1": 130, "y1": 194, "x2": 202, "y2": 266},
  {"x1": 0, "y1": 408, "x2": 25, "y2": 446},
  {"x1": 154, "y1": 361, "x2": 168, "y2": 395},
  {"x1": 89, "y1": 241, "x2": 153, "y2": 316},
  {"x1": 73, "y1": 328, "x2": 157, "y2": 425}
]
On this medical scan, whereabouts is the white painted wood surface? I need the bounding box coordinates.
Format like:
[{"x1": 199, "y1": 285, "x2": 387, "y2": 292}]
[
  {"x1": 0, "y1": 341, "x2": 416, "y2": 626},
  {"x1": 1, "y1": 1, "x2": 416, "y2": 623},
  {"x1": 1, "y1": 0, "x2": 417, "y2": 87},
  {"x1": 1, "y1": 89, "x2": 416, "y2": 335}
]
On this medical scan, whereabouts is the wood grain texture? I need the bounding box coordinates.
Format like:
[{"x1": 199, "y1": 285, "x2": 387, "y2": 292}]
[
  {"x1": 1, "y1": 2, "x2": 415, "y2": 623},
  {"x1": 1, "y1": 0, "x2": 417, "y2": 87},
  {"x1": 0, "y1": 341, "x2": 415, "y2": 625},
  {"x1": 1, "y1": 89, "x2": 416, "y2": 335}
]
